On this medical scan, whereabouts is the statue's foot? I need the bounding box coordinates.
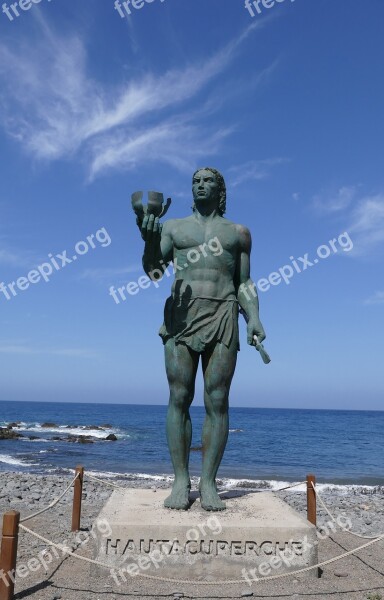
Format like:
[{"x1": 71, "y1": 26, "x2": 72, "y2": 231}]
[
  {"x1": 199, "y1": 483, "x2": 226, "y2": 511},
  {"x1": 164, "y1": 480, "x2": 191, "y2": 510}
]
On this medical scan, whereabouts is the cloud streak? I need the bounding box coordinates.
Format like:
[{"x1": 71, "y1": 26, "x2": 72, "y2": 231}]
[
  {"x1": 228, "y1": 158, "x2": 288, "y2": 187},
  {"x1": 0, "y1": 343, "x2": 96, "y2": 358},
  {"x1": 0, "y1": 18, "x2": 270, "y2": 180},
  {"x1": 312, "y1": 186, "x2": 384, "y2": 257},
  {"x1": 347, "y1": 194, "x2": 384, "y2": 256},
  {"x1": 364, "y1": 291, "x2": 384, "y2": 306}
]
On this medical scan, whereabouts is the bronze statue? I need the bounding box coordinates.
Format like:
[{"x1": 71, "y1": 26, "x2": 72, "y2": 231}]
[{"x1": 133, "y1": 168, "x2": 267, "y2": 511}]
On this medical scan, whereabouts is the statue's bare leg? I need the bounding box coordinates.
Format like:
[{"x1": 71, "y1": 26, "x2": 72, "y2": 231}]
[
  {"x1": 200, "y1": 338, "x2": 237, "y2": 511},
  {"x1": 164, "y1": 338, "x2": 199, "y2": 510}
]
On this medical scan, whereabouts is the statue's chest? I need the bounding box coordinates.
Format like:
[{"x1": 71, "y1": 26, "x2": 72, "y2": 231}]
[{"x1": 173, "y1": 225, "x2": 237, "y2": 252}]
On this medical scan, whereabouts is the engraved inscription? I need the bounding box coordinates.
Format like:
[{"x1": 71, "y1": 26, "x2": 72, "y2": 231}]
[{"x1": 105, "y1": 539, "x2": 304, "y2": 557}]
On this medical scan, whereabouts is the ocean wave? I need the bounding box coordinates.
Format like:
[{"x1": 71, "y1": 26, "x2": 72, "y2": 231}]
[
  {"x1": 13, "y1": 423, "x2": 120, "y2": 439},
  {"x1": 0, "y1": 454, "x2": 38, "y2": 467},
  {"x1": 87, "y1": 470, "x2": 174, "y2": 482},
  {"x1": 20, "y1": 438, "x2": 51, "y2": 443},
  {"x1": 84, "y1": 471, "x2": 382, "y2": 494}
]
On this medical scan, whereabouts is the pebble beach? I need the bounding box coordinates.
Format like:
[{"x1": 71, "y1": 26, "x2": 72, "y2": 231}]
[{"x1": 0, "y1": 470, "x2": 383, "y2": 600}]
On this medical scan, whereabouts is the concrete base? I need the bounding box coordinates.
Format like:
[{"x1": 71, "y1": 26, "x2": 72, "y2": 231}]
[{"x1": 94, "y1": 489, "x2": 318, "y2": 583}]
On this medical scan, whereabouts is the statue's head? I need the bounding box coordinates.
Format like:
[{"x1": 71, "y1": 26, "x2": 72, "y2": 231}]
[{"x1": 192, "y1": 167, "x2": 226, "y2": 216}]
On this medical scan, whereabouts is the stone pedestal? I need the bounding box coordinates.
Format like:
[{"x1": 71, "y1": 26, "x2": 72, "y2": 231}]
[{"x1": 94, "y1": 489, "x2": 318, "y2": 583}]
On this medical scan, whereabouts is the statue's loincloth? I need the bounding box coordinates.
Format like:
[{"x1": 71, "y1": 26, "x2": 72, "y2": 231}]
[{"x1": 159, "y1": 295, "x2": 240, "y2": 353}]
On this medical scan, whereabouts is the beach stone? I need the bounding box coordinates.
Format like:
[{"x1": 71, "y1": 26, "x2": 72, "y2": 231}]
[
  {"x1": 93, "y1": 490, "x2": 318, "y2": 581},
  {"x1": 241, "y1": 591, "x2": 253, "y2": 597},
  {"x1": 334, "y1": 570, "x2": 349, "y2": 577}
]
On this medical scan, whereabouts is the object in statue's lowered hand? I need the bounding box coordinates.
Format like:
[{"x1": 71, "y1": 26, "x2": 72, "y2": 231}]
[
  {"x1": 131, "y1": 191, "x2": 172, "y2": 229},
  {"x1": 253, "y1": 335, "x2": 271, "y2": 365}
]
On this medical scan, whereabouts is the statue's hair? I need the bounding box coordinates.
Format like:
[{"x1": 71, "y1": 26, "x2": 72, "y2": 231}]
[{"x1": 192, "y1": 167, "x2": 226, "y2": 216}]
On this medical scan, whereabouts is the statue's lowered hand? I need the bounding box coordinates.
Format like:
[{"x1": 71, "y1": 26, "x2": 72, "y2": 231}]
[
  {"x1": 253, "y1": 335, "x2": 271, "y2": 365},
  {"x1": 241, "y1": 310, "x2": 271, "y2": 365}
]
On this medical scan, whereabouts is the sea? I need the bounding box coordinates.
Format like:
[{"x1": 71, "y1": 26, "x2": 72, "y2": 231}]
[{"x1": 1, "y1": 401, "x2": 383, "y2": 491}]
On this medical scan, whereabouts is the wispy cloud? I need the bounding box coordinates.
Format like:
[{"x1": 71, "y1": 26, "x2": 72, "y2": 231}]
[
  {"x1": 0, "y1": 343, "x2": 96, "y2": 358},
  {"x1": 0, "y1": 18, "x2": 271, "y2": 180},
  {"x1": 79, "y1": 264, "x2": 142, "y2": 283},
  {"x1": 312, "y1": 185, "x2": 358, "y2": 214},
  {"x1": 312, "y1": 185, "x2": 384, "y2": 257},
  {"x1": 0, "y1": 243, "x2": 38, "y2": 269},
  {"x1": 228, "y1": 158, "x2": 288, "y2": 187},
  {"x1": 364, "y1": 291, "x2": 384, "y2": 306},
  {"x1": 348, "y1": 194, "x2": 384, "y2": 256}
]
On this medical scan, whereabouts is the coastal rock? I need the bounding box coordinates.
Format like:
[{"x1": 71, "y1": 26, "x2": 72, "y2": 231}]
[
  {"x1": 0, "y1": 427, "x2": 23, "y2": 440},
  {"x1": 50, "y1": 434, "x2": 96, "y2": 443},
  {"x1": 105, "y1": 434, "x2": 118, "y2": 441},
  {"x1": 67, "y1": 435, "x2": 94, "y2": 444},
  {"x1": 41, "y1": 422, "x2": 58, "y2": 428}
]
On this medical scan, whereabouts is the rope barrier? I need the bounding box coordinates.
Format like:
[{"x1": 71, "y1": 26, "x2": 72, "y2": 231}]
[
  {"x1": 18, "y1": 523, "x2": 384, "y2": 586},
  {"x1": 85, "y1": 474, "x2": 130, "y2": 490},
  {"x1": 20, "y1": 473, "x2": 80, "y2": 524},
  {"x1": 311, "y1": 482, "x2": 383, "y2": 541},
  {"x1": 272, "y1": 481, "x2": 306, "y2": 492}
]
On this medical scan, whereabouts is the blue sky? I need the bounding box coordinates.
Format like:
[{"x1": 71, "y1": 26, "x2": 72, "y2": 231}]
[{"x1": 0, "y1": 0, "x2": 383, "y2": 409}]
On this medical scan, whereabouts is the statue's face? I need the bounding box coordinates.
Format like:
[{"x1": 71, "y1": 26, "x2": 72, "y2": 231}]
[{"x1": 192, "y1": 169, "x2": 219, "y2": 204}]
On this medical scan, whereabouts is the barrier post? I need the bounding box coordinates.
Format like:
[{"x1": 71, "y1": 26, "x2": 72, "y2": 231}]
[
  {"x1": 0, "y1": 511, "x2": 20, "y2": 600},
  {"x1": 71, "y1": 466, "x2": 84, "y2": 532},
  {"x1": 306, "y1": 474, "x2": 316, "y2": 526}
]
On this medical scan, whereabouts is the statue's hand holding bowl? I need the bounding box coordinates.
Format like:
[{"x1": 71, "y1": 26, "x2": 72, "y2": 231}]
[
  {"x1": 140, "y1": 214, "x2": 163, "y2": 242},
  {"x1": 131, "y1": 191, "x2": 172, "y2": 240}
]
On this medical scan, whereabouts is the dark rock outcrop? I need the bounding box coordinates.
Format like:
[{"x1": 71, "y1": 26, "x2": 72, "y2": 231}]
[{"x1": 0, "y1": 428, "x2": 23, "y2": 440}]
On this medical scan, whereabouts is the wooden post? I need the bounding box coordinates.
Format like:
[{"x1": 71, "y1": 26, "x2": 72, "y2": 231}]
[
  {"x1": 0, "y1": 511, "x2": 20, "y2": 600},
  {"x1": 71, "y1": 466, "x2": 84, "y2": 532},
  {"x1": 306, "y1": 473, "x2": 316, "y2": 526}
]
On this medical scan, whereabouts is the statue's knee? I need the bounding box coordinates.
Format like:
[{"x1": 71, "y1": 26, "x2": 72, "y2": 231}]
[
  {"x1": 206, "y1": 388, "x2": 228, "y2": 413},
  {"x1": 169, "y1": 386, "x2": 192, "y2": 409}
]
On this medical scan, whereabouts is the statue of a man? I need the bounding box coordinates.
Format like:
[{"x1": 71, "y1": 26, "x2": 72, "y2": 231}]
[{"x1": 140, "y1": 167, "x2": 266, "y2": 511}]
